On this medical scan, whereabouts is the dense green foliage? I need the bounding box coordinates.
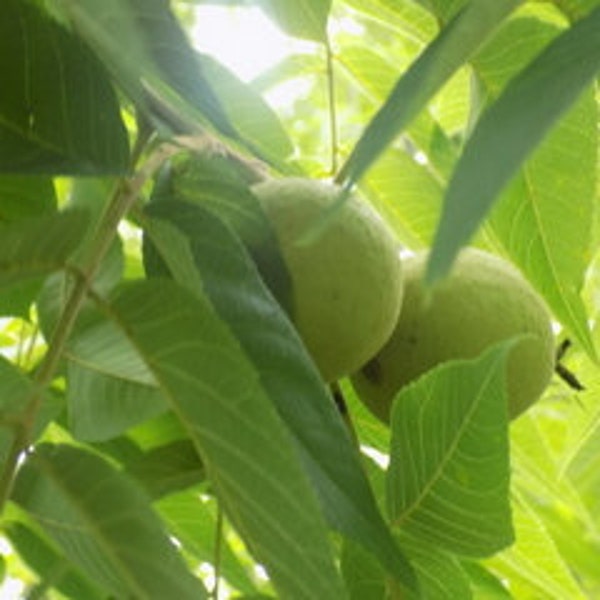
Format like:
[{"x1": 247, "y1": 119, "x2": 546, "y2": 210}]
[{"x1": 0, "y1": 0, "x2": 599, "y2": 598}]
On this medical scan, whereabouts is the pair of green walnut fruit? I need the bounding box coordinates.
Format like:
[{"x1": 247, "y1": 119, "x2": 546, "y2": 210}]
[{"x1": 251, "y1": 177, "x2": 555, "y2": 423}]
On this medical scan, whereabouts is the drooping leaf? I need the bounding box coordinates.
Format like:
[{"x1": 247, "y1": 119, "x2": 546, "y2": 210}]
[
  {"x1": 0, "y1": 0, "x2": 129, "y2": 174},
  {"x1": 491, "y1": 91, "x2": 597, "y2": 360},
  {"x1": 4, "y1": 520, "x2": 105, "y2": 600},
  {"x1": 387, "y1": 343, "x2": 514, "y2": 557},
  {"x1": 466, "y1": 15, "x2": 599, "y2": 359},
  {"x1": 426, "y1": 7, "x2": 600, "y2": 287},
  {"x1": 337, "y1": 0, "x2": 520, "y2": 187},
  {"x1": 127, "y1": 0, "x2": 241, "y2": 139},
  {"x1": 197, "y1": 54, "x2": 294, "y2": 164},
  {"x1": 142, "y1": 200, "x2": 418, "y2": 592},
  {"x1": 12, "y1": 443, "x2": 208, "y2": 598},
  {"x1": 104, "y1": 279, "x2": 347, "y2": 599},
  {"x1": 152, "y1": 154, "x2": 293, "y2": 314}
]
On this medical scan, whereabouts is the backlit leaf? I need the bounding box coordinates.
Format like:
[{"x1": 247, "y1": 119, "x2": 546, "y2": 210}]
[
  {"x1": 387, "y1": 343, "x2": 514, "y2": 557},
  {"x1": 427, "y1": 7, "x2": 600, "y2": 289},
  {"x1": 337, "y1": 0, "x2": 519, "y2": 187}
]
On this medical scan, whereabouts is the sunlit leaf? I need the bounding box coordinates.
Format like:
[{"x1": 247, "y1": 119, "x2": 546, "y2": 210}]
[
  {"x1": 486, "y1": 492, "x2": 587, "y2": 599},
  {"x1": 337, "y1": 0, "x2": 520, "y2": 186},
  {"x1": 387, "y1": 343, "x2": 514, "y2": 557},
  {"x1": 255, "y1": 0, "x2": 331, "y2": 41},
  {"x1": 427, "y1": 7, "x2": 600, "y2": 288},
  {"x1": 0, "y1": 0, "x2": 129, "y2": 174},
  {"x1": 343, "y1": 0, "x2": 437, "y2": 44},
  {"x1": 12, "y1": 443, "x2": 208, "y2": 598},
  {"x1": 469, "y1": 15, "x2": 599, "y2": 358},
  {"x1": 461, "y1": 561, "x2": 512, "y2": 599}
]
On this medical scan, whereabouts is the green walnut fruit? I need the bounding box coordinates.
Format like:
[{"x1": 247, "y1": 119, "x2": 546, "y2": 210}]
[
  {"x1": 251, "y1": 177, "x2": 404, "y2": 382},
  {"x1": 351, "y1": 248, "x2": 555, "y2": 421}
]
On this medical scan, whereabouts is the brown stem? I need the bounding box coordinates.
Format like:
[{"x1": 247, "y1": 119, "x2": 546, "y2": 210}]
[{"x1": 0, "y1": 143, "x2": 174, "y2": 513}]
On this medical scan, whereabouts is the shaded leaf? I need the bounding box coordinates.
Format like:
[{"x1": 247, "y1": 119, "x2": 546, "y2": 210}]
[
  {"x1": 387, "y1": 343, "x2": 514, "y2": 556},
  {"x1": 427, "y1": 7, "x2": 600, "y2": 288},
  {"x1": 0, "y1": 357, "x2": 63, "y2": 464},
  {"x1": 124, "y1": 439, "x2": 205, "y2": 499},
  {"x1": 0, "y1": 0, "x2": 129, "y2": 174},
  {"x1": 341, "y1": 539, "x2": 388, "y2": 600},
  {"x1": 0, "y1": 210, "x2": 88, "y2": 288},
  {"x1": 66, "y1": 365, "x2": 166, "y2": 442},
  {"x1": 37, "y1": 232, "x2": 124, "y2": 338},
  {"x1": 12, "y1": 443, "x2": 208, "y2": 598},
  {"x1": 342, "y1": 533, "x2": 474, "y2": 600},
  {"x1": 152, "y1": 154, "x2": 293, "y2": 314},
  {"x1": 0, "y1": 176, "x2": 56, "y2": 223},
  {"x1": 106, "y1": 279, "x2": 347, "y2": 599},
  {"x1": 337, "y1": 0, "x2": 519, "y2": 187},
  {"x1": 4, "y1": 521, "x2": 105, "y2": 600},
  {"x1": 143, "y1": 200, "x2": 418, "y2": 592},
  {"x1": 0, "y1": 206, "x2": 87, "y2": 317}
]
